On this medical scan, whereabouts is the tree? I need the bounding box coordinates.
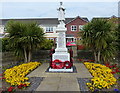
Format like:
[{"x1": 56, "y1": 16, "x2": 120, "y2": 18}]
[
  {"x1": 0, "y1": 38, "x2": 2, "y2": 52},
  {"x1": 115, "y1": 24, "x2": 119, "y2": 52},
  {"x1": 40, "y1": 39, "x2": 54, "y2": 50},
  {"x1": 80, "y1": 19, "x2": 117, "y2": 63},
  {"x1": 1, "y1": 38, "x2": 10, "y2": 52},
  {"x1": 5, "y1": 20, "x2": 45, "y2": 62}
]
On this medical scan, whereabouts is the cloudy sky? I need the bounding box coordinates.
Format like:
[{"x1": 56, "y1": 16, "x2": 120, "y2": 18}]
[{"x1": 0, "y1": 0, "x2": 119, "y2": 20}]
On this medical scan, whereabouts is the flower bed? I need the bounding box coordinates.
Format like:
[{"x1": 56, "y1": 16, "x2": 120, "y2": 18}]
[
  {"x1": 84, "y1": 62, "x2": 117, "y2": 91},
  {"x1": 4, "y1": 62, "x2": 41, "y2": 87}
]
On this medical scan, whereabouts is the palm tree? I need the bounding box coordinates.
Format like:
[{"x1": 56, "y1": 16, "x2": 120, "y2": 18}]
[
  {"x1": 80, "y1": 19, "x2": 117, "y2": 63},
  {"x1": 6, "y1": 20, "x2": 45, "y2": 62}
]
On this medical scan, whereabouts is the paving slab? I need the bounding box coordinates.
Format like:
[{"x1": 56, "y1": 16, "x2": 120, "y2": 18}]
[
  {"x1": 36, "y1": 77, "x2": 80, "y2": 91},
  {"x1": 36, "y1": 77, "x2": 60, "y2": 91},
  {"x1": 58, "y1": 77, "x2": 80, "y2": 91},
  {"x1": 27, "y1": 63, "x2": 49, "y2": 77}
]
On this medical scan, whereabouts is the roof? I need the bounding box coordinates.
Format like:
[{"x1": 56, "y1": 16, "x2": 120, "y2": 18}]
[
  {"x1": 66, "y1": 16, "x2": 89, "y2": 24},
  {"x1": 92, "y1": 16, "x2": 119, "y2": 24},
  {"x1": 0, "y1": 17, "x2": 89, "y2": 25},
  {"x1": 92, "y1": 15, "x2": 118, "y2": 21}
]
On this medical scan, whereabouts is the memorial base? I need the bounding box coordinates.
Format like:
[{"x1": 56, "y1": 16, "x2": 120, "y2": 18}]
[
  {"x1": 48, "y1": 67, "x2": 73, "y2": 72},
  {"x1": 52, "y1": 53, "x2": 70, "y2": 62}
]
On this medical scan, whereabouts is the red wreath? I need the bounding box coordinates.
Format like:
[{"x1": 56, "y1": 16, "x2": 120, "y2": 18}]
[
  {"x1": 51, "y1": 59, "x2": 64, "y2": 69},
  {"x1": 51, "y1": 62, "x2": 64, "y2": 69},
  {"x1": 64, "y1": 61, "x2": 72, "y2": 69},
  {"x1": 53, "y1": 59, "x2": 62, "y2": 63},
  {"x1": 51, "y1": 59, "x2": 73, "y2": 69}
]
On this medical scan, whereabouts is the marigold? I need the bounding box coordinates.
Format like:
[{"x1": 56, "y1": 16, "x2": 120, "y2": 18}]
[
  {"x1": 4, "y1": 62, "x2": 41, "y2": 86},
  {"x1": 84, "y1": 62, "x2": 117, "y2": 91}
]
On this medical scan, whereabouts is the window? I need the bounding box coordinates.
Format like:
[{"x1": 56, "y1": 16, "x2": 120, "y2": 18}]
[
  {"x1": 79, "y1": 25, "x2": 84, "y2": 31},
  {"x1": 46, "y1": 27, "x2": 53, "y2": 32},
  {"x1": 71, "y1": 25, "x2": 77, "y2": 31}
]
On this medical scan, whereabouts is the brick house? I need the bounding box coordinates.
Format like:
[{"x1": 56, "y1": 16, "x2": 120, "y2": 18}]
[{"x1": 65, "y1": 16, "x2": 88, "y2": 42}]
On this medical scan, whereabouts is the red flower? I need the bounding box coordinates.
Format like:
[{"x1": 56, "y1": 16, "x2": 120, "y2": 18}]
[
  {"x1": 115, "y1": 68, "x2": 120, "y2": 73},
  {"x1": 105, "y1": 63, "x2": 110, "y2": 67},
  {"x1": 2, "y1": 77, "x2": 6, "y2": 79},
  {"x1": 111, "y1": 71, "x2": 116, "y2": 74},
  {"x1": 23, "y1": 84, "x2": 27, "y2": 87},
  {"x1": 8, "y1": 88, "x2": 13, "y2": 92},
  {"x1": 50, "y1": 49, "x2": 54, "y2": 52},
  {"x1": 109, "y1": 66, "x2": 113, "y2": 68},
  {"x1": 112, "y1": 64, "x2": 117, "y2": 67},
  {"x1": 17, "y1": 84, "x2": 25, "y2": 89},
  {"x1": 7, "y1": 86, "x2": 15, "y2": 92}
]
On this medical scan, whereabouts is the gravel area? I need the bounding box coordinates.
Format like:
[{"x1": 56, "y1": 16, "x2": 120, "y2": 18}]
[
  {"x1": 77, "y1": 74, "x2": 120, "y2": 92},
  {"x1": 77, "y1": 78, "x2": 90, "y2": 92},
  {"x1": 16, "y1": 77, "x2": 44, "y2": 92}
]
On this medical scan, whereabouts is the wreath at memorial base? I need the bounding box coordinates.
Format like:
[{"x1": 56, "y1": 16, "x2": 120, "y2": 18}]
[
  {"x1": 64, "y1": 61, "x2": 72, "y2": 69},
  {"x1": 51, "y1": 59, "x2": 72, "y2": 69}
]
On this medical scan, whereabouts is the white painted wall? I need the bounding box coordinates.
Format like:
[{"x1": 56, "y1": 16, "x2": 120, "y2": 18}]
[
  {"x1": 0, "y1": 25, "x2": 5, "y2": 38},
  {"x1": 39, "y1": 25, "x2": 59, "y2": 38},
  {"x1": 0, "y1": 25, "x2": 4, "y2": 34}
]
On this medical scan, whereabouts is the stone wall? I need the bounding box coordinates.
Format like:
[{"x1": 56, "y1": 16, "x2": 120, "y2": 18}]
[
  {"x1": 2, "y1": 52, "x2": 20, "y2": 67},
  {"x1": 2, "y1": 50, "x2": 51, "y2": 67},
  {"x1": 1, "y1": 50, "x2": 120, "y2": 66},
  {"x1": 77, "y1": 50, "x2": 94, "y2": 60}
]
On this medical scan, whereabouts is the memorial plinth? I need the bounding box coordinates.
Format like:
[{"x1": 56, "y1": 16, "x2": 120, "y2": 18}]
[{"x1": 52, "y1": 23, "x2": 70, "y2": 62}]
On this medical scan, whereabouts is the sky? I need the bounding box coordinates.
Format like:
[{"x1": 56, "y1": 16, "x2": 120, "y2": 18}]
[{"x1": 0, "y1": 0, "x2": 119, "y2": 20}]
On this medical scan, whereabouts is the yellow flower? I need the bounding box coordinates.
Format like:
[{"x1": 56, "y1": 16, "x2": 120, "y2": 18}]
[
  {"x1": 84, "y1": 62, "x2": 117, "y2": 90},
  {"x1": 4, "y1": 62, "x2": 41, "y2": 86}
]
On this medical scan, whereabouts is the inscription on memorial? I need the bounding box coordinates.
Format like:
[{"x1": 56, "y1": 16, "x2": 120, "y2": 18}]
[
  {"x1": 58, "y1": 32, "x2": 64, "y2": 48},
  {"x1": 53, "y1": 54, "x2": 70, "y2": 61}
]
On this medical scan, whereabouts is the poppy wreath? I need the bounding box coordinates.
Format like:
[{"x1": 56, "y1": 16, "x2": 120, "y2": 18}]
[
  {"x1": 51, "y1": 62, "x2": 64, "y2": 69},
  {"x1": 51, "y1": 59, "x2": 72, "y2": 69},
  {"x1": 64, "y1": 61, "x2": 72, "y2": 69},
  {"x1": 51, "y1": 59, "x2": 64, "y2": 69}
]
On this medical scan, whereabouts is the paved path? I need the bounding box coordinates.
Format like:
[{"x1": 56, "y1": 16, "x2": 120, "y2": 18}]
[{"x1": 27, "y1": 63, "x2": 93, "y2": 91}]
